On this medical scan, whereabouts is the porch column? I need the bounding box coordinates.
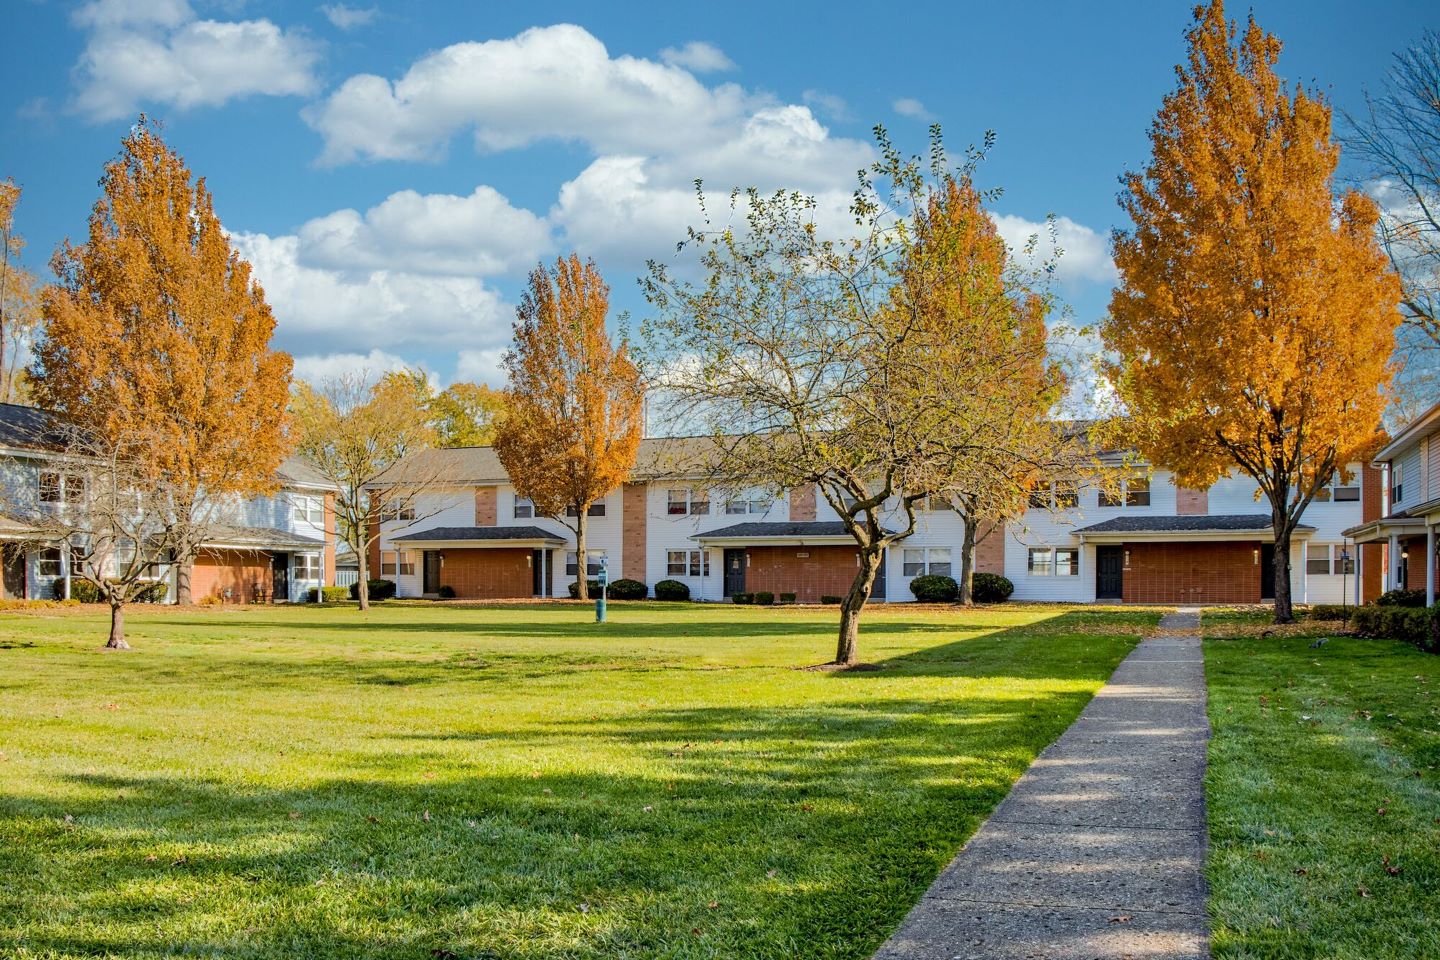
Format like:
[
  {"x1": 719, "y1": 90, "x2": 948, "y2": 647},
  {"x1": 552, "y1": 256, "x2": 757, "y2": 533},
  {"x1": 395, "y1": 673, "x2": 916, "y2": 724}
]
[
  {"x1": 1301, "y1": 541, "x2": 1309, "y2": 604},
  {"x1": 1354, "y1": 544, "x2": 1362, "y2": 606},
  {"x1": 1389, "y1": 533, "x2": 1401, "y2": 590},
  {"x1": 1429, "y1": 524, "x2": 1437, "y2": 607}
]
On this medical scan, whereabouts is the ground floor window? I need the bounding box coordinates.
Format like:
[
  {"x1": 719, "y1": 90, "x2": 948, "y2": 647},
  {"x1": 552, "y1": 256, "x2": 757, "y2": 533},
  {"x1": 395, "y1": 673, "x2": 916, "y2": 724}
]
[
  {"x1": 1028, "y1": 547, "x2": 1080, "y2": 576},
  {"x1": 380, "y1": 551, "x2": 397, "y2": 577},
  {"x1": 566, "y1": 551, "x2": 605, "y2": 576},
  {"x1": 294, "y1": 553, "x2": 321, "y2": 580},
  {"x1": 903, "y1": 547, "x2": 951, "y2": 577},
  {"x1": 667, "y1": 549, "x2": 710, "y2": 577},
  {"x1": 37, "y1": 547, "x2": 62, "y2": 578},
  {"x1": 1305, "y1": 544, "x2": 1353, "y2": 576}
]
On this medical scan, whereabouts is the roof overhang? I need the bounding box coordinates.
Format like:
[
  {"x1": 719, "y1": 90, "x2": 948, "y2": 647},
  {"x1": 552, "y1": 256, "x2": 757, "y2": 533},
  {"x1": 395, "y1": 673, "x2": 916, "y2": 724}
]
[
  {"x1": 391, "y1": 536, "x2": 566, "y2": 549},
  {"x1": 690, "y1": 533, "x2": 860, "y2": 546},
  {"x1": 1373, "y1": 399, "x2": 1440, "y2": 461},
  {"x1": 1341, "y1": 517, "x2": 1430, "y2": 543},
  {"x1": 1075, "y1": 528, "x2": 1313, "y2": 544}
]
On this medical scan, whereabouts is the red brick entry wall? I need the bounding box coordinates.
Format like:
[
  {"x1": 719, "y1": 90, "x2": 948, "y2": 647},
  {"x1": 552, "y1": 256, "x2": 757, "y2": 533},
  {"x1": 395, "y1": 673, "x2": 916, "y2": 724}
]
[
  {"x1": 744, "y1": 545, "x2": 858, "y2": 602},
  {"x1": 1122, "y1": 541, "x2": 1261, "y2": 604},
  {"x1": 192, "y1": 548, "x2": 272, "y2": 603},
  {"x1": 438, "y1": 548, "x2": 533, "y2": 599}
]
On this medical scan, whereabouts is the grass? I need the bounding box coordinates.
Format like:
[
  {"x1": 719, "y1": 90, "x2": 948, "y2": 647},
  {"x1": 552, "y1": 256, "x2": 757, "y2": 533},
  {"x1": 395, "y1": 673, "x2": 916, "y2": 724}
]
[
  {"x1": 1204, "y1": 610, "x2": 1440, "y2": 959},
  {"x1": 0, "y1": 601, "x2": 1156, "y2": 960}
]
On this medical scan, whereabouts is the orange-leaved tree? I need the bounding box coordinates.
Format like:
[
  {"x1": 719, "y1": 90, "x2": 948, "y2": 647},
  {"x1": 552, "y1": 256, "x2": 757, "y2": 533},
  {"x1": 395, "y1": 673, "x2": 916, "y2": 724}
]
[
  {"x1": 1101, "y1": 1, "x2": 1401, "y2": 623},
  {"x1": 493, "y1": 255, "x2": 643, "y2": 601},
  {"x1": 35, "y1": 119, "x2": 293, "y2": 603},
  {"x1": 0, "y1": 178, "x2": 42, "y2": 404}
]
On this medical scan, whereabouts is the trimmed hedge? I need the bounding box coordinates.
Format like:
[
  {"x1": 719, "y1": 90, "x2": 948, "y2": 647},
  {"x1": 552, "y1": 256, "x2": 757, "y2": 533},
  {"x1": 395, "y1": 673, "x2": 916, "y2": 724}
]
[
  {"x1": 1352, "y1": 603, "x2": 1440, "y2": 653},
  {"x1": 307, "y1": 586, "x2": 350, "y2": 602},
  {"x1": 971, "y1": 572, "x2": 1015, "y2": 603},
  {"x1": 70, "y1": 580, "x2": 167, "y2": 603},
  {"x1": 607, "y1": 578, "x2": 648, "y2": 600},
  {"x1": 437, "y1": 585, "x2": 456, "y2": 600},
  {"x1": 779, "y1": 592, "x2": 797, "y2": 604},
  {"x1": 1305, "y1": 603, "x2": 1353, "y2": 622},
  {"x1": 820, "y1": 594, "x2": 842, "y2": 605},
  {"x1": 754, "y1": 591, "x2": 775, "y2": 606},
  {"x1": 731, "y1": 592, "x2": 754, "y2": 605},
  {"x1": 909, "y1": 574, "x2": 958, "y2": 603},
  {"x1": 567, "y1": 579, "x2": 602, "y2": 599},
  {"x1": 350, "y1": 579, "x2": 396, "y2": 601},
  {"x1": 1376, "y1": 588, "x2": 1427, "y2": 608},
  {"x1": 653, "y1": 579, "x2": 690, "y2": 601}
]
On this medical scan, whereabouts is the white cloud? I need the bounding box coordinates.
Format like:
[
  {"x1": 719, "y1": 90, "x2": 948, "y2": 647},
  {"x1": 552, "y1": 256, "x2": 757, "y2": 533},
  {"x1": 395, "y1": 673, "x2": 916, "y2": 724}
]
[
  {"x1": 291, "y1": 348, "x2": 417, "y2": 385},
  {"x1": 71, "y1": 0, "x2": 318, "y2": 121},
  {"x1": 659, "y1": 40, "x2": 735, "y2": 73},
  {"x1": 454, "y1": 348, "x2": 509, "y2": 387},
  {"x1": 320, "y1": 4, "x2": 378, "y2": 30},
  {"x1": 296, "y1": 185, "x2": 551, "y2": 276},
  {"x1": 892, "y1": 97, "x2": 932, "y2": 120},
  {"x1": 992, "y1": 213, "x2": 1117, "y2": 288},
  {"x1": 231, "y1": 230, "x2": 512, "y2": 357},
  {"x1": 802, "y1": 89, "x2": 851, "y2": 122}
]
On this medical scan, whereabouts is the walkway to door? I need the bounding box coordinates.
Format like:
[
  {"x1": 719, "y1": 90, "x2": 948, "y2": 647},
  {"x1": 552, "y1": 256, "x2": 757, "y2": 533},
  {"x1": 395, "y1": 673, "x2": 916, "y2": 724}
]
[{"x1": 874, "y1": 609, "x2": 1211, "y2": 960}]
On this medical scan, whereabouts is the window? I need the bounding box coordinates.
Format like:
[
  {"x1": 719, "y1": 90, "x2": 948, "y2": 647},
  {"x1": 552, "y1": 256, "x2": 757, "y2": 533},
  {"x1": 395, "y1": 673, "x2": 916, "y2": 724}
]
[
  {"x1": 1125, "y1": 475, "x2": 1150, "y2": 507},
  {"x1": 565, "y1": 502, "x2": 606, "y2": 517},
  {"x1": 1055, "y1": 484, "x2": 1079, "y2": 508},
  {"x1": 566, "y1": 551, "x2": 605, "y2": 576},
  {"x1": 39, "y1": 471, "x2": 61, "y2": 503},
  {"x1": 1333, "y1": 484, "x2": 1360, "y2": 502},
  {"x1": 1029, "y1": 483, "x2": 1079, "y2": 510},
  {"x1": 916, "y1": 494, "x2": 949, "y2": 512},
  {"x1": 1314, "y1": 475, "x2": 1361, "y2": 502},
  {"x1": 38, "y1": 547, "x2": 62, "y2": 578},
  {"x1": 1054, "y1": 548, "x2": 1079, "y2": 576},
  {"x1": 379, "y1": 503, "x2": 416, "y2": 522},
  {"x1": 1392, "y1": 462, "x2": 1404, "y2": 505},
  {"x1": 903, "y1": 547, "x2": 951, "y2": 577},
  {"x1": 725, "y1": 495, "x2": 773, "y2": 515},
  {"x1": 294, "y1": 554, "x2": 321, "y2": 579},
  {"x1": 667, "y1": 488, "x2": 708, "y2": 516},
  {"x1": 1028, "y1": 548, "x2": 1053, "y2": 576},
  {"x1": 398, "y1": 552, "x2": 415, "y2": 576},
  {"x1": 1028, "y1": 487, "x2": 1050, "y2": 509},
  {"x1": 1098, "y1": 486, "x2": 1121, "y2": 507},
  {"x1": 63, "y1": 475, "x2": 85, "y2": 505},
  {"x1": 39, "y1": 471, "x2": 84, "y2": 506},
  {"x1": 380, "y1": 551, "x2": 397, "y2": 577},
  {"x1": 514, "y1": 496, "x2": 535, "y2": 519},
  {"x1": 1306, "y1": 545, "x2": 1332, "y2": 576},
  {"x1": 667, "y1": 549, "x2": 710, "y2": 577},
  {"x1": 292, "y1": 495, "x2": 323, "y2": 524},
  {"x1": 1028, "y1": 547, "x2": 1079, "y2": 576}
]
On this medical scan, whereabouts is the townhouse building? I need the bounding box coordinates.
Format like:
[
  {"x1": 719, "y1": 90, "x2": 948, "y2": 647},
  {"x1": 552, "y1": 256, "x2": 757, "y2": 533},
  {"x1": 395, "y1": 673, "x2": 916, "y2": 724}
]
[
  {"x1": 371, "y1": 439, "x2": 1373, "y2": 605},
  {"x1": 0, "y1": 403, "x2": 339, "y2": 603},
  {"x1": 1344, "y1": 399, "x2": 1440, "y2": 604}
]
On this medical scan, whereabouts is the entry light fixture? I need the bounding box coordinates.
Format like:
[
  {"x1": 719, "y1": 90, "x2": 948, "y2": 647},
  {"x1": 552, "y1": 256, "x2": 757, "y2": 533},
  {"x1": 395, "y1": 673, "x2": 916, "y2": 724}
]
[
  {"x1": 1123, "y1": 549, "x2": 1131, "y2": 568},
  {"x1": 1253, "y1": 548, "x2": 1260, "y2": 565},
  {"x1": 1403, "y1": 548, "x2": 1411, "y2": 560}
]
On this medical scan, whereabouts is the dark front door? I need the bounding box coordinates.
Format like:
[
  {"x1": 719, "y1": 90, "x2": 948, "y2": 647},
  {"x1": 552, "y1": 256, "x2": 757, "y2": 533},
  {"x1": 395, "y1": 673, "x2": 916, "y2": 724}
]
[
  {"x1": 532, "y1": 549, "x2": 545, "y2": 596},
  {"x1": 423, "y1": 551, "x2": 442, "y2": 594},
  {"x1": 872, "y1": 548, "x2": 887, "y2": 600},
  {"x1": 1096, "y1": 545, "x2": 1124, "y2": 600},
  {"x1": 1, "y1": 544, "x2": 24, "y2": 599},
  {"x1": 723, "y1": 549, "x2": 746, "y2": 597},
  {"x1": 1260, "y1": 543, "x2": 1276, "y2": 601},
  {"x1": 271, "y1": 553, "x2": 289, "y2": 603}
]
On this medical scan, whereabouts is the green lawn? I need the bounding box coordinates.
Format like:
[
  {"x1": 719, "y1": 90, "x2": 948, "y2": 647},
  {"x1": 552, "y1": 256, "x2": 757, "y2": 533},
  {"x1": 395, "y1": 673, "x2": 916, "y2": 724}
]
[
  {"x1": 1204, "y1": 611, "x2": 1440, "y2": 959},
  {"x1": 0, "y1": 601, "x2": 1155, "y2": 960}
]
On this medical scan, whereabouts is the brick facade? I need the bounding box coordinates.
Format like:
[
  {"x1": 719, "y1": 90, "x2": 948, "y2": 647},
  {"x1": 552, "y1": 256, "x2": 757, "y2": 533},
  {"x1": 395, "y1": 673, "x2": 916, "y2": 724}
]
[
  {"x1": 622, "y1": 482, "x2": 647, "y2": 581},
  {"x1": 1121, "y1": 541, "x2": 1261, "y2": 604},
  {"x1": 788, "y1": 484, "x2": 817, "y2": 521},
  {"x1": 191, "y1": 548, "x2": 272, "y2": 603},
  {"x1": 323, "y1": 493, "x2": 337, "y2": 586},
  {"x1": 974, "y1": 522, "x2": 1005, "y2": 575},
  {"x1": 435, "y1": 548, "x2": 533, "y2": 599},
  {"x1": 742, "y1": 545, "x2": 858, "y2": 602},
  {"x1": 1175, "y1": 487, "x2": 1208, "y2": 515},
  {"x1": 474, "y1": 486, "x2": 497, "y2": 526},
  {"x1": 1361, "y1": 464, "x2": 1385, "y2": 602},
  {"x1": 1401, "y1": 535, "x2": 1432, "y2": 594}
]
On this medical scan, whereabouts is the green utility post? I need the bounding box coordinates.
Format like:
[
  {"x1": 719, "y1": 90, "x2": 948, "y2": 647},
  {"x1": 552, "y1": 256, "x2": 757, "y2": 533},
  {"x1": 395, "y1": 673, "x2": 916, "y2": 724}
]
[{"x1": 595, "y1": 557, "x2": 608, "y2": 623}]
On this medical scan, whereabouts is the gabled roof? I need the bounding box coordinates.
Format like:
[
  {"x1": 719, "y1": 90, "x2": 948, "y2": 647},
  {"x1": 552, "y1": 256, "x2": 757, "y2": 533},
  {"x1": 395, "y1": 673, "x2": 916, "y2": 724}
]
[
  {"x1": 1375, "y1": 400, "x2": 1440, "y2": 462},
  {"x1": 0, "y1": 403, "x2": 73, "y2": 453},
  {"x1": 276, "y1": 455, "x2": 337, "y2": 491},
  {"x1": 1073, "y1": 514, "x2": 1314, "y2": 535}
]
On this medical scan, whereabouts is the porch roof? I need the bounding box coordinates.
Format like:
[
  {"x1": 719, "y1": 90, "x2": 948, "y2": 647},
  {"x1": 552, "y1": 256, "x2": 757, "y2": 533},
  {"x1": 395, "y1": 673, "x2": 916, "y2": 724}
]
[
  {"x1": 1073, "y1": 514, "x2": 1314, "y2": 543},
  {"x1": 691, "y1": 521, "x2": 884, "y2": 546},
  {"x1": 390, "y1": 525, "x2": 567, "y2": 549},
  {"x1": 202, "y1": 526, "x2": 326, "y2": 552},
  {"x1": 1341, "y1": 513, "x2": 1431, "y2": 544}
]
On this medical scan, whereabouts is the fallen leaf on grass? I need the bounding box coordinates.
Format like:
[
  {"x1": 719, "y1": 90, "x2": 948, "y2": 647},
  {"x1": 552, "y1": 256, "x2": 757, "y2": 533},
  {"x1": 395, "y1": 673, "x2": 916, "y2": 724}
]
[
  {"x1": 1109, "y1": 915, "x2": 1132, "y2": 924},
  {"x1": 707, "y1": 901, "x2": 719, "y2": 909},
  {"x1": 1357, "y1": 885, "x2": 1371, "y2": 898}
]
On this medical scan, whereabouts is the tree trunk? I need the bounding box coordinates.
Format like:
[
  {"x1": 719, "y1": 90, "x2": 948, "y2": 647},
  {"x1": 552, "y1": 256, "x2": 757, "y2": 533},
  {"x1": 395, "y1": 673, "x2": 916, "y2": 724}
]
[
  {"x1": 574, "y1": 509, "x2": 589, "y2": 601},
  {"x1": 357, "y1": 541, "x2": 371, "y2": 612},
  {"x1": 835, "y1": 546, "x2": 883, "y2": 664},
  {"x1": 957, "y1": 519, "x2": 977, "y2": 606},
  {"x1": 1272, "y1": 523, "x2": 1295, "y2": 624},
  {"x1": 107, "y1": 600, "x2": 130, "y2": 650},
  {"x1": 175, "y1": 559, "x2": 193, "y2": 605}
]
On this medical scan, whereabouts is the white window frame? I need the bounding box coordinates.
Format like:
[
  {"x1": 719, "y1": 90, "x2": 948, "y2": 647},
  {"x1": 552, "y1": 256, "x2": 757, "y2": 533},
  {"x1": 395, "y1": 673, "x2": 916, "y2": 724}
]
[
  {"x1": 566, "y1": 551, "x2": 605, "y2": 577},
  {"x1": 667, "y1": 549, "x2": 710, "y2": 577},
  {"x1": 1028, "y1": 547, "x2": 1081, "y2": 577},
  {"x1": 902, "y1": 547, "x2": 952, "y2": 577},
  {"x1": 37, "y1": 547, "x2": 63, "y2": 578},
  {"x1": 380, "y1": 551, "x2": 397, "y2": 577},
  {"x1": 292, "y1": 495, "x2": 324, "y2": 525},
  {"x1": 724, "y1": 494, "x2": 773, "y2": 515},
  {"x1": 513, "y1": 496, "x2": 535, "y2": 519},
  {"x1": 294, "y1": 553, "x2": 321, "y2": 580},
  {"x1": 667, "y1": 488, "x2": 709, "y2": 516}
]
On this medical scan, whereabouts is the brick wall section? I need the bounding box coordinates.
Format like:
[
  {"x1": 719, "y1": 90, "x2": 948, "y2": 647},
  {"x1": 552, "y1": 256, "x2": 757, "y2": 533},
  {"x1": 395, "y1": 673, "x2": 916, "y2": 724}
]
[
  {"x1": 323, "y1": 493, "x2": 337, "y2": 586},
  {"x1": 1175, "y1": 487, "x2": 1208, "y2": 515},
  {"x1": 437, "y1": 548, "x2": 533, "y2": 599},
  {"x1": 974, "y1": 522, "x2": 1005, "y2": 575},
  {"x1": 1122, "y1": 541, "x2": 1261, "y2": 604},
  {"x1": 744, "y1": 545, "x2": 857, "y2": 602},
  {"x1": 474, "y1": 486, "x2": 497, "y2": 526},
  {"x1": 1362, "y1": 464, "x2": 1384, "y2": 602},
  {"x1": 191, "y1": 548, "x2": 272, "y2": 603},
  {"x1": 367, "y1": 514, "x2": 380, "y2": 581},
  {"x1": 622, "y1": 482, "x2": 647, "y2": 581},
  {"x1": 1403, "y1": 535, "x2": 1431, "y2": 594},
  {"x1": 788, "y1": 484, "x2": 817, "y2": 521}
]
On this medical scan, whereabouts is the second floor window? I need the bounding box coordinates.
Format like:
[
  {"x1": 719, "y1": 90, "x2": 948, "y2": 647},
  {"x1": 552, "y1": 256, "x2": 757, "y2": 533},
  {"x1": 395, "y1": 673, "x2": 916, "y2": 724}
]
[
  {"x1": 565, "y1": 502, "x2": 606, "y2": 517},
  {"x1": 724, "y1": 495, "x2": 772, "y2": 515},
  {"x1": 292, "y1": 495, "x2": 323, "y2": 524},
  {"x1": 39, "y1": 471, "x2": 85, "y2": 506},
  {"x1": 1392, "y1": 462, "x2": 1404, "y2": 505},
  {"x1": 378, "y1": 503, "x2": 415, "y2": 522},
  {"x1": 514, "y1": 496, "x2": 535, "y2": 519},
  {"x1": 667, "y1": 488, "x2": 708, "y2": 516},
  {"x1": 1100, "y1": 476, "x2": 1150, "y2": 508}
]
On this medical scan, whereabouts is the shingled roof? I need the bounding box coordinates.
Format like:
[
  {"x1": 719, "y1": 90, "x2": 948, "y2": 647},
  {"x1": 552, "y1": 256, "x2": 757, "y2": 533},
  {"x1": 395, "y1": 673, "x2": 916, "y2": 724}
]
[
  {"x1": 1074, "y1": 514, "x2": 1314, "y2": 535},
  {"x1": 389, "y1": 525, "x2": 566, "y2": 543},
  {"x1": 0, "y1": 403, "x2": 74, "y2": 453}
]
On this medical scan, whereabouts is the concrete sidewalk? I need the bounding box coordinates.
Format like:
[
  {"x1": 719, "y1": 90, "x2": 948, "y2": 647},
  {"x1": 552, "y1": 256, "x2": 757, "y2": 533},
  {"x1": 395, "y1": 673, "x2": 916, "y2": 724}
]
[{"x1": 874, "y1": 609, "x2": 1210, "y2": 960}]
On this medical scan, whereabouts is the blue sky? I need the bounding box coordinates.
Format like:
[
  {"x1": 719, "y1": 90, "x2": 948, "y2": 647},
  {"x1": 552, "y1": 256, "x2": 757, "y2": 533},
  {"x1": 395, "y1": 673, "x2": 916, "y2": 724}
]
[{"x1": 4, "y1": 0, "x2": 1436, "y2": 387}]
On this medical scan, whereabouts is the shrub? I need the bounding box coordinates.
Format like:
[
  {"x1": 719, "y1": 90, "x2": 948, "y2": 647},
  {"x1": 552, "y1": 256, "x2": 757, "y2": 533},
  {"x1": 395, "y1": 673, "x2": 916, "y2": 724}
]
[
  {"x1": 567, "y1": 579, "x2": 602, "y2": 599},
  {"x1": 1376, "y1": 588, "x2": 1426, "y2": 608},
  {"x1": 607, "y1": 578, "x2": 647, "y2": 600},
  {"x1": 69, "y1": 579, "x2": 101, "y2": 603},
  {"x1": 307, "y1": 586, "x2": 350, "y2": 602},
  {"x1": 436, "y1": 585, "x2": 456, "y2": 600},
  {"x1": 779, "y1": 591, "x2": 797, "y2": 604},
  {"x1": 653, "y1": 579, "x2": 690, "y2": 601},
  {"x1": 1352, "y1": 603, "x2": 1440, "y2": 654},
  {"x1": 971, "y1": 572, "x2": 1015, "y2": 603},
  {"x1": 350, "y1": 579, "x2": 396, "y2": 601},
  {"x1": 1306, "y1": 603, "x2": 1353, "y2": 622},
  {"x1": 820, "y1": 594, "x2": 842, "y2": 605},
  {"x1": 731, "y1": 592, "x2": 754, "y2": 605},
  {"x1": 754, "y1": 591, "x2": 775, "y2": 606},
  {"x1": 909, "y1": 574, "x2": 958, "y2": 603}
]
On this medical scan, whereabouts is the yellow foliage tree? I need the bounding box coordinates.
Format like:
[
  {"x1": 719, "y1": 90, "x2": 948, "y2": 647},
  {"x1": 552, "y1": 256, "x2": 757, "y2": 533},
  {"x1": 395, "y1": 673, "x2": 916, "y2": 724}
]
[
  {"x1": 429, "y1": 381, "x2": 507, "y2": 447},
  {"x1": 35, "y1": 120, "x2": 293, "y2": 603},
  {"x1": 0, "y1": 178, "x2": 42, "y2": 405},
  {"x1": 1102, "y1": 1, "x2": 1402, "y2": 622},
  {"x1": 493, "y1": 255, "x2": 643, "y2": 601}
]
